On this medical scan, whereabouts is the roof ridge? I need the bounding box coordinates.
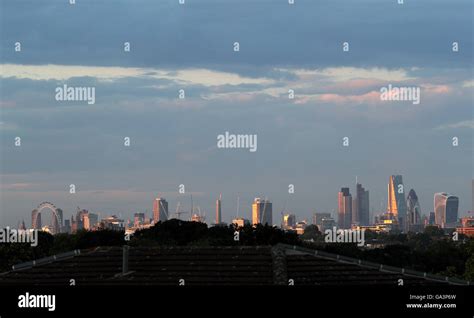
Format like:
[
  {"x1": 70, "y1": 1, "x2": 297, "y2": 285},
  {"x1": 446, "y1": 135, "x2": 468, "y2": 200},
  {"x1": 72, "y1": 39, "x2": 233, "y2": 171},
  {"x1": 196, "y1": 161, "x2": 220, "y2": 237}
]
[{"x1": 276, "y1": 243, "x2": 471, "y2": 286}]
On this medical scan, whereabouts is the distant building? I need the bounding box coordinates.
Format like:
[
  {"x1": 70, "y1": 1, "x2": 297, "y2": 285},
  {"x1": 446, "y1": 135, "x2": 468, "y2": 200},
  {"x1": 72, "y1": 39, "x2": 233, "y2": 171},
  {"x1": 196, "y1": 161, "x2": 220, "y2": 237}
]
[
  {"x1": 153, "y1": 197, "x2": 169, "y2": 223},
  {"x1": 74, "y1": 208, "x2": 89, "y2": 232},
  {"x1": 320, "y1": 217, "x2": 336, "y2": 232},
  {"x1": 63, "y1": 219, "x2": 71, "y2": 234},
  {"x1": 406, "y1": 189, "x2": 421, "y2": 230},
  {"x1": 354, "y1": 183, "x2": 370, "y2": 226},
  {"x1": 428, "y1": 212, "x2": 436, "y2": 225},
  {"x1": 295, "y1": 221, "x2": 307, "y2": 235},
  {"x1": 282, "y1": 214, "x2": 296, "y2": 230},
  {"x1": 457, "y1": 216, "x2": 474, "y2": 237},
  {"x1": 313, "y1": 212, "x2": 331, "y2": 231},
  {"x1": 374, "y1": 212, "x2": 400, "y2": 232},
  {"x1": 18, "y1": 220, "x2": 26, "y2": 231},
  {"x1": 434, "y1": 193, "x2": 459, "y2": 228},
  {"x1": 232, "y1": 218, "x2": 250, "y2": 228},
  {"x1": 216, "y1": 195, "x2": 222, "y2": 225},
  {"x1": 354, "y1": 224, "x2": 391, "y2": 234},
  {"x1": 134, "y1": 213, "x2": 146, "y2": 227},
  {"x1": 191, "y1": 214, "x2": 205, "y2": 223},
  {"x1": 100, "y1": 215, "x2": 125, "y2": 231},
  {"x1": 338, "y1": 188, "x2": 352, "y2": 229},
  {"x1": 387, "y1": 175, "x2": 407, "y2": 223},
  {"x1": 83, "y1": 212, "x2": 98, "y2": 230},
  {"x1": 252, "y1": 198, "x2": 272, "y2": 226}
]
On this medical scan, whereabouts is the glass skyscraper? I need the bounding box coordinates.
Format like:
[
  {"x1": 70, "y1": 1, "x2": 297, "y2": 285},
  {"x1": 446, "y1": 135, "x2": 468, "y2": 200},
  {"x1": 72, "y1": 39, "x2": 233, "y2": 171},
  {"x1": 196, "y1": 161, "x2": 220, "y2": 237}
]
[
  {"x1": 338, "y1": 188, "x2": 352, "y2": 229},
  {"x1": 252, "y1": 198, "x2": 272, "y2": 226},
  {"x1": 153, "y1": 197, "x2": 169, "y2": 223},
  {"x1": 406, "y1": 189, "x2": 421, "y2": 227},
  {"x1": 434, "y1": 193, "x2": 459, "y2": 228},
  {"x1": 387, "y1": 175, "x2": 407, "y2": 222}
]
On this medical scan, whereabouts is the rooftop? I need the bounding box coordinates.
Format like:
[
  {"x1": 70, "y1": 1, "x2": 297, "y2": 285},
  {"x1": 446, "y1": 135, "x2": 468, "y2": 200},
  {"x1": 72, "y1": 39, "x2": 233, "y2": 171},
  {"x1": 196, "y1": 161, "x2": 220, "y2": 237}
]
[{"x1": 0, "y1": 244, "x2": 468, "y2": 286}]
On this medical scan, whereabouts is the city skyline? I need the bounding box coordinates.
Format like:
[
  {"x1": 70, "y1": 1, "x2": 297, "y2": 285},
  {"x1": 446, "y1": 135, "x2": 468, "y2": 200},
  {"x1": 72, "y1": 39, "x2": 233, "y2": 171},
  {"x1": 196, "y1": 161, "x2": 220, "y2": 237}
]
[{"x1": 16, "y1": 175, "x2": 471, "y2": 230}]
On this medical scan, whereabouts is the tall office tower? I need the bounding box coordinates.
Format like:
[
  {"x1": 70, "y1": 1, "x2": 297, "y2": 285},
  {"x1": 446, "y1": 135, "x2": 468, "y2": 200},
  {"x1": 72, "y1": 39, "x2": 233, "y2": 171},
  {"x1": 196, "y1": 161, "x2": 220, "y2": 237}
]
[
  {"x1": 472, "y1": 179, "x2": 474, "y2": 213},
  {"x1": 153, "y1": 197, "x2": 169, "y2": 223},
  {"x1": 406, "y1": 189, "x2": 421, "y2": 227},
  {"x1": 252, "y1": 198, "x2": 272, "y2": 226},
  {"x1": 338, "y1": 188, "x2": 352, "y2": 229},
  {"x1": 387, "y1": 175, "x2": 407, "y2": 220},
  {"x1": 434, "y1": 193, "x2": 459, "y2": 228},
  {"x1": 83, "y1": 212, "x2": 98, "y2": 230},
  {"x1": 282, "y1": 214, "x2": 296, "y2": 229},
  {"x1": 429, "y1": 212, "x2": 435, "y2": 225},
  {"x1": 353, "y1": 183, "x2": 370, "y2": 226},
  {"x1": 75, "y1": 208, "x2": 88, "y2": 231},
  {"x1": 31, "y1": 209, "x2": 41, "y2": 229},
  {"x1": 216, "y1": 194, "x2": 222, "y2": 224}
]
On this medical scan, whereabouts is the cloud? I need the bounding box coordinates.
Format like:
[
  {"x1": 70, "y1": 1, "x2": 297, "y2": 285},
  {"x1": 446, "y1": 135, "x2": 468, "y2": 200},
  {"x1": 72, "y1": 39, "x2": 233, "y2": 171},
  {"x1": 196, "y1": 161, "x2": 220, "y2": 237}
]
[
  {"x1": 298, "y1": 91, "x2": 381, "y2": 105},
  {"x1": 0, "y1": 64, "x2": 275, "y2": 87},
  {"x1": 435, "y1": 120, "x2": 474, "y2": 131},
  {"x1": 284, "y1": 67, "x2": 415, "y2": 82}
]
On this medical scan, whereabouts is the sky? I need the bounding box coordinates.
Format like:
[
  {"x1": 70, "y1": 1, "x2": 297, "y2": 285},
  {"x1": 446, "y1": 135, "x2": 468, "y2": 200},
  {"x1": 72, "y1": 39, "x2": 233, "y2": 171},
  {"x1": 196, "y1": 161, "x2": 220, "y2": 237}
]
[{"x1": 0, "y1": 0, "x2": 473, "y2": 227}]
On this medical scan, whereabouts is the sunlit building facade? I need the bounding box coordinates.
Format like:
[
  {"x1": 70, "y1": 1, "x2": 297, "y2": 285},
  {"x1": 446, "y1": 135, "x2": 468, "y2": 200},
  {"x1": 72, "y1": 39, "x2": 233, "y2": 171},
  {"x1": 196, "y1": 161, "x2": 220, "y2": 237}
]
[
  {"x1": 153, "y1": 197, "x2": 169, "y2": 223},
  {"x1": 252, "y1": 198, "x2": 272, "y2": 226},
  {"x1": 387, "y1": 175, "x2": 407, "y2": 218},
  {"x1": 282, "y1": 213, "x2": 296, "y2": 230},
  {"x1": 338, "y1": 188, "x2": 352, "y2": 229},
  {"x1": 216, "y1": 195, "x2": 222, "y2": 224},
  {"x1": 434, "y1": 193, "x2": 459, "y2": 228}
]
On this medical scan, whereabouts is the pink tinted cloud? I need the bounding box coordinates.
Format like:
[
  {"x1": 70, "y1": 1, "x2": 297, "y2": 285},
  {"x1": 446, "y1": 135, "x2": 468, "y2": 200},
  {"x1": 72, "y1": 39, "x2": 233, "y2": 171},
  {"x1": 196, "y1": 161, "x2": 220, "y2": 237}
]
[
  {"x1": 421, "y1": 84, "x2": 451, "y2": 95},
  {"x1": 0, "y1": 100, "x2": 16, "y2": 108},
  {"x1": 295, "y1": 91, "x2": 381, "y2": 105}
]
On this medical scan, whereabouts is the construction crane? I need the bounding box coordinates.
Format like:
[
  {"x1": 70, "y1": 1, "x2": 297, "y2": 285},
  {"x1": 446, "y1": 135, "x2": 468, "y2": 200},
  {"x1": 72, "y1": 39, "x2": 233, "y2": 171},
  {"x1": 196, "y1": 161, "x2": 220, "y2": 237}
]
[{"x1": 173, "y1": 202, "x2": 189, "y2": 220}]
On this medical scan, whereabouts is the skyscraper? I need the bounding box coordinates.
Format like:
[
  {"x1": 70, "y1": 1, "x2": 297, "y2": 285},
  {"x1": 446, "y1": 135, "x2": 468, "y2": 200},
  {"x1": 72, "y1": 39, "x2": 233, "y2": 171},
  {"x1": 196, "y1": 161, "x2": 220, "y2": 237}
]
[
  {"x1": 434, "y1": 193, "x2": 459, "y2": 228},
  {"x1": 252, "y1": 198, "x2": 272, "y2": 226},
  {"x1": 406, "y1": 189, "x2": 421, "y2": 227},
  {"x1": 153, "y1": 197, "x2": 169, "y2": 223},
  {"x1": 216, "y1": 194, "x2": 222, "y2": 224},
  {"x1": 338, "y1": 188, "x2": 352, "y2": 229},
  {"x1": 354, "y1": 183, "x2": 370, "y2": 226},
  {"x1": 387, "y1": 175, "x2": 407, "y2": 223},
  {"x1": 282, "y1": 214, "x2": 296, "y2": 230},
  {"x1": 83, "y1": 212, "x2": 98, "y2": 230}
]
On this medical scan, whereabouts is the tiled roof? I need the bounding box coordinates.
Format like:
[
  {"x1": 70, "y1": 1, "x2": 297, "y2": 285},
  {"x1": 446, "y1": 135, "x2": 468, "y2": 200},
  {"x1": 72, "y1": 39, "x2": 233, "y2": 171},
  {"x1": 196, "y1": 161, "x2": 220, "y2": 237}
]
[{"x1": 0, "y1": 245, "x2": 464, "y2": 286}]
